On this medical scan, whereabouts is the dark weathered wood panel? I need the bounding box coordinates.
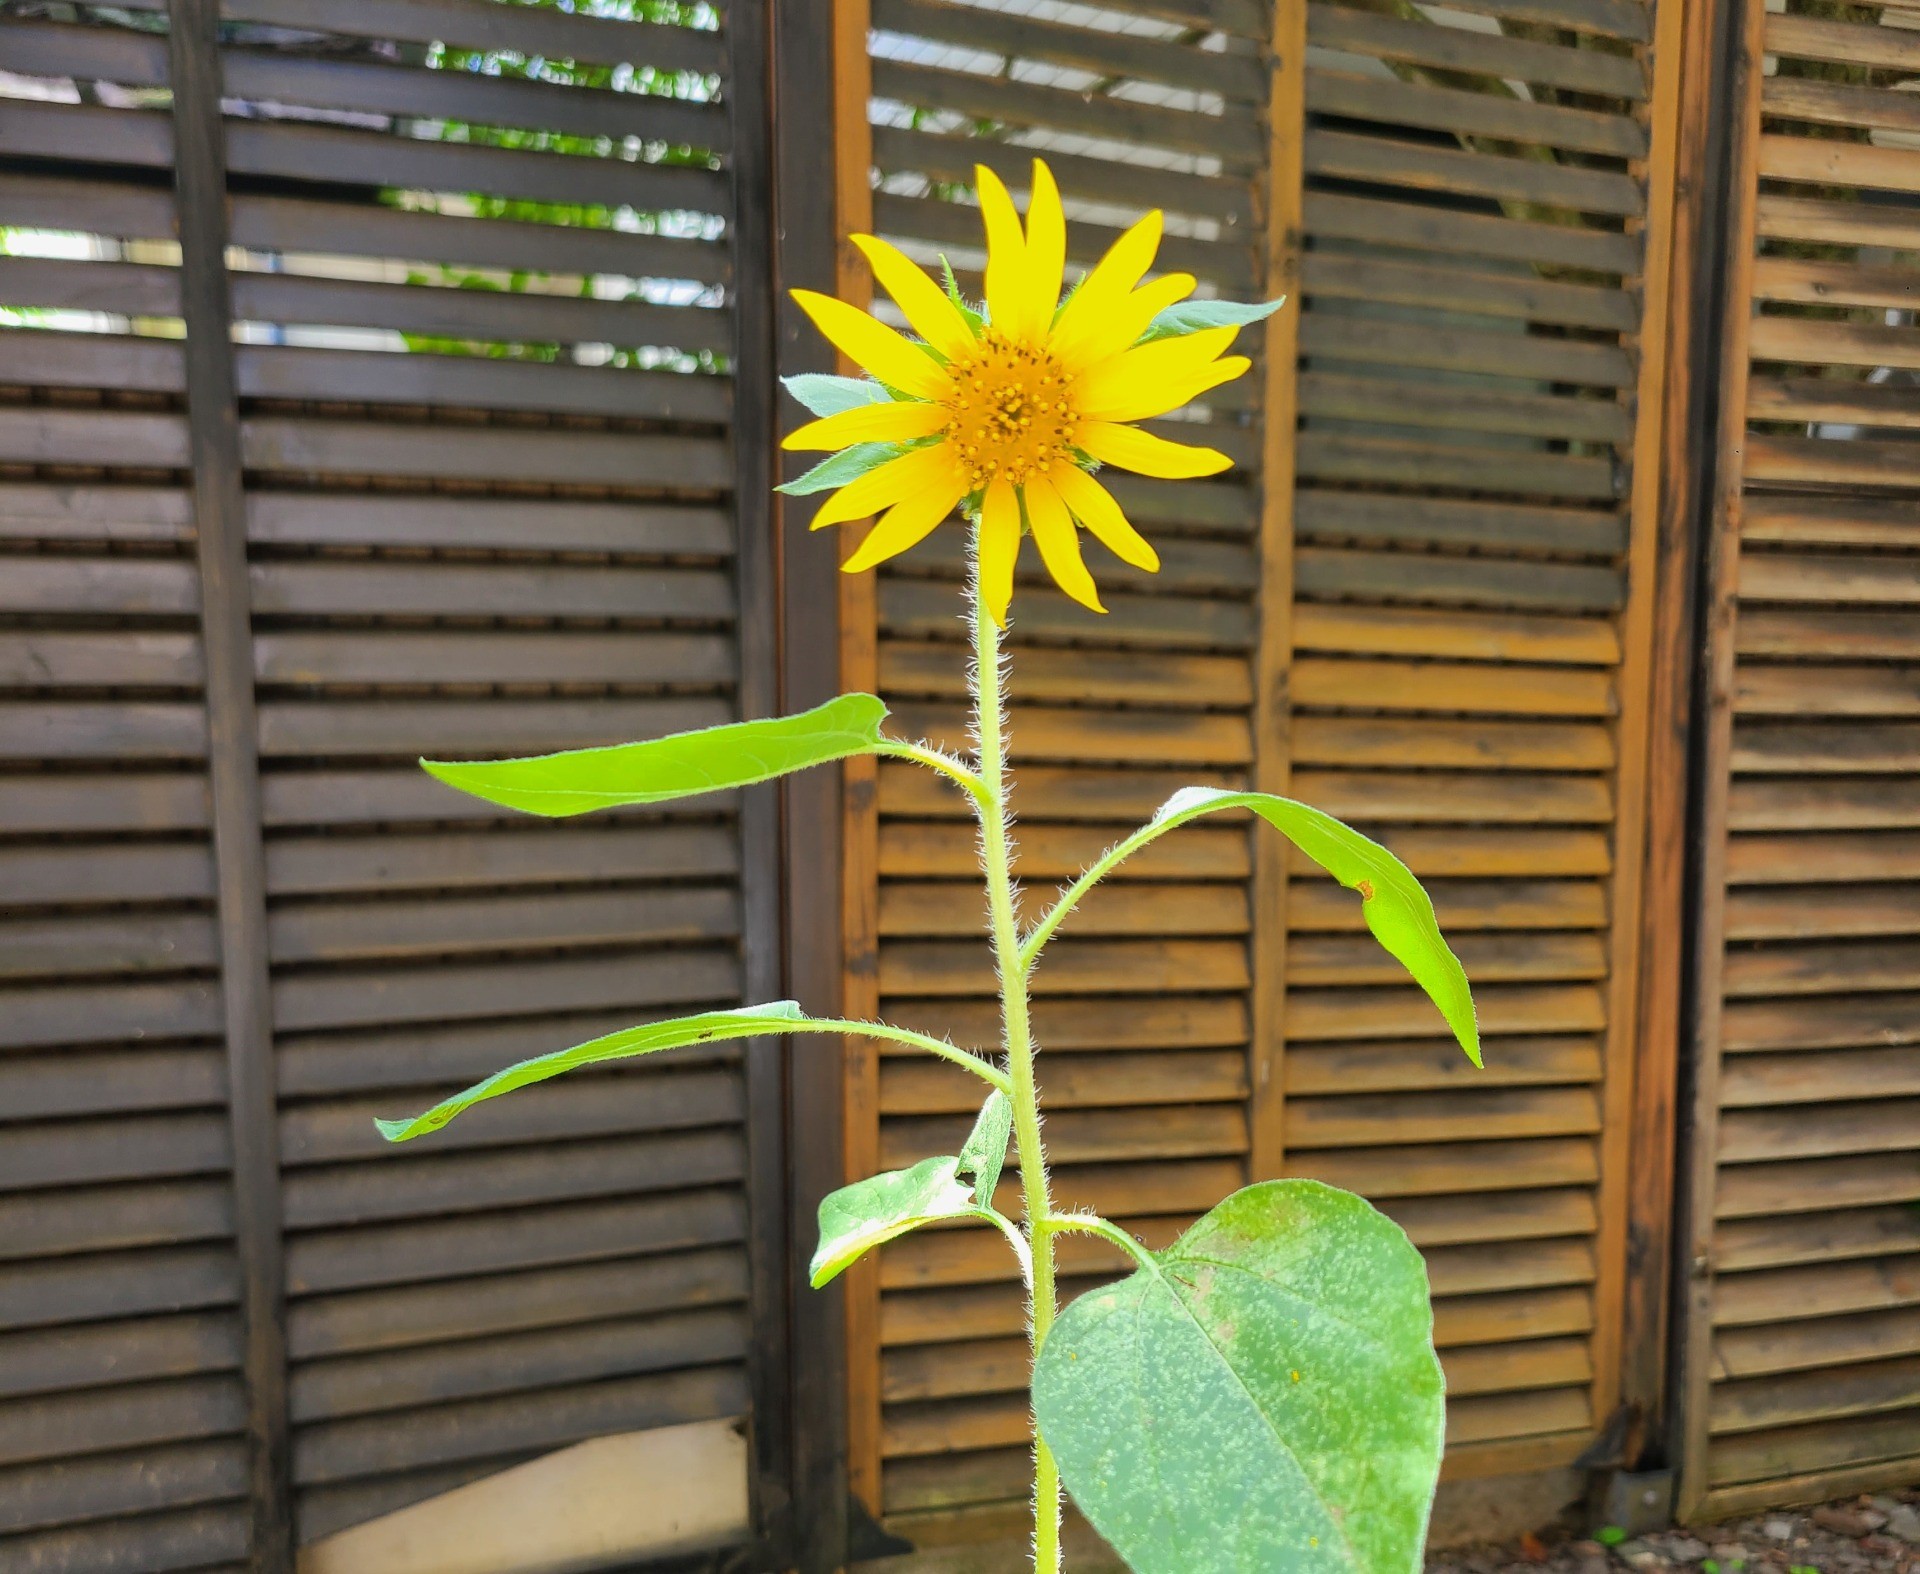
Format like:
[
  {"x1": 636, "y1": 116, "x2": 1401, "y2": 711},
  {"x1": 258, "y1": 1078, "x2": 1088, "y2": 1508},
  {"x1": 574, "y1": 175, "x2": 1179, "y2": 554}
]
[{"x1": 1681, "y1": 0, "x2": 1920, "y2": 1517}]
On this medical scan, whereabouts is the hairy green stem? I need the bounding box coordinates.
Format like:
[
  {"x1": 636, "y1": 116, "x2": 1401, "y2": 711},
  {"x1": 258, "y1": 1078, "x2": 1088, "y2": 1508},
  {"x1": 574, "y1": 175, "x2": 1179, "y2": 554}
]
[{"x1": 968, "y1": 528, "x2": 1063, "y2": 1574}]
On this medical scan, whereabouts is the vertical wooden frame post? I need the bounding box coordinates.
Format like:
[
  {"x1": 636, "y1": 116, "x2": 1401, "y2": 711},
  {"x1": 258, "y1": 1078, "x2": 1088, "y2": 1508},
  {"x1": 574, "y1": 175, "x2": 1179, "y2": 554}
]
[
  {"x1": 726, "y1": 0, "x2": 797, "y2": 1548},
  {"x1": 1588, "y1": 0, "x2": 1692, "y2": 1443},
  {"x1": 1620, "y1": 0, "x2": 1737, "y2": 1464},
  {"x1": 828, "y1": 0, "x2": 886, "y2": 1525},
  {"x1": 1676, "y1": 0, "x2": 1766, "y2": 1519},
  {"x1": 1250, "y1": 0, "x2": 1308, "y2": 1181},
  {"x1": 771, "y1": 0, "x2": 858, "y2": 1564},
  {"x1": 166, "y1": 1, "x2": 293, "y2": 1566}
]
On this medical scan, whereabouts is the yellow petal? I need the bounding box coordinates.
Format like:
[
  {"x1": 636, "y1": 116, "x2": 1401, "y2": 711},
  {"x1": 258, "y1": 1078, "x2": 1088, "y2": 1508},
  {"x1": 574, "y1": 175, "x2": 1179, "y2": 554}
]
[
  {"x1": 792, "y1": 289, "x2": 949, "y2": 400},
  {"x1": 1024, "y1": 477, "x2": 1104, "y2": 614},
  {"x1": 1054, "y1": 271, "x2": 1195, "y2": 374},
  {"x1": 1080, "y1": 422, "x2": 1233, "y2": 479},
  {"x1": 843, "y1": 474, "x2": 967, "y2": 574},
  {"x1": 784, "y1": 399, "x2": 948, "y2": 451},
  {"x1": 1050, "y1": 464, "x2": 1159, "y2": 572},
  {"x1": 1022, "y1": 159, "x2": 1066, "y2": 342},
  {"x1": 1084, "y1": 356, "x2": 1252, "y2": 425},
  {"x1": 977, "y1": 479, "x2": 1020, "y2": 628},
  {"x1": 1073, "y1": 327, "x2": 1240, "y2": 420},
  {"x1": 852, "y1": 234, "x2": 976, "y2": 362},
  {"x1": 811, "y1": 442, "x2": 964, "y2": 530},
  {"x1": 1050, "y1": 209, "x2": 1162, "y2": 363},
  {"x1": 976, "y1": 165, "x2": 1029, "y2": 341}
]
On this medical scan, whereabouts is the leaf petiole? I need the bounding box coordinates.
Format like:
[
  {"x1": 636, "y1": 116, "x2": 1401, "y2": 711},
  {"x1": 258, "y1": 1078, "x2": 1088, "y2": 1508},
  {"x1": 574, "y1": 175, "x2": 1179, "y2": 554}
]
[
  {"x1": 1044, "y1": 1212, "x2": 1159, "y2": 1274},
  {"x1": 811, "y1": 1018, "x2": 1010, "y2": 1091},
  {"x1": 1020, "y1": 824, "x2": 1159, "y2": 968},
  {"x1": 878, "y1": 738, "x2": 989, "y2": 805}
]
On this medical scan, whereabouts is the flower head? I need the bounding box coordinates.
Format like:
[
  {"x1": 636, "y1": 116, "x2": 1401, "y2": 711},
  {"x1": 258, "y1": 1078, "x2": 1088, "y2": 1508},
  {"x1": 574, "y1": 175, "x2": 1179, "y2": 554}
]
[{"x1": 781, "y1": 159, "x2": 1277, "y2": 625}]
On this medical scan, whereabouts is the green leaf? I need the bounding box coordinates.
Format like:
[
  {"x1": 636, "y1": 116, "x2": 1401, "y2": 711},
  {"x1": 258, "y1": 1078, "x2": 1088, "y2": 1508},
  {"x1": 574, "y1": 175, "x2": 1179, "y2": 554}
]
[
  {"x1": 1154, "y1": 788, "x2": 1478, "y2": 1065},
  {"x1": 782, "y1": 372, "x2": 892, "y2": 418},
  {"x1": 1033, "y1": 1180, "x2": 1445, "y2": 1574},
  {"x1": 957, "y1": 1090, "x2": 1012, "y2": 1207},
  {"x1": 422, "y1": 693, "x2": 893, "y2": 818},
  {"x1": 811, "y1": 1156, "x2": 988, "y2": 1288},
  {"x1": 1597, "y1": 1528, "x2": 1628, "y2": 1548},
  {"x1": 1138, "y1": 295, "x2": 1286, "y2": 344},
  {"x1": 941, "y1": 254, "x2": 987, "y2": 333},
  {"x1": 775, "y1": 440, "x2": 908, "y2": 496},
  {"x1": 376, "y1": 1002, "x2": 806, "y2": 1142}
]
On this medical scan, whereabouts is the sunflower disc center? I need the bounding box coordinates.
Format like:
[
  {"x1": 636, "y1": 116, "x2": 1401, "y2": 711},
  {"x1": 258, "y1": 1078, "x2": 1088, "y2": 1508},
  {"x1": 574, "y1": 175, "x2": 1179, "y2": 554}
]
[{"x1": 943, "y1": 330, "x2": 1078, "y2": 492}]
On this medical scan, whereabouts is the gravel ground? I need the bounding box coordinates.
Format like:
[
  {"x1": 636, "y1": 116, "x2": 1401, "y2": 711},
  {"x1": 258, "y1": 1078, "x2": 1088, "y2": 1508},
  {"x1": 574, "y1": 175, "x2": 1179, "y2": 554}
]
[{"x1": 1430, "y1": 1490, "x2": 1920, "y2": 1574}]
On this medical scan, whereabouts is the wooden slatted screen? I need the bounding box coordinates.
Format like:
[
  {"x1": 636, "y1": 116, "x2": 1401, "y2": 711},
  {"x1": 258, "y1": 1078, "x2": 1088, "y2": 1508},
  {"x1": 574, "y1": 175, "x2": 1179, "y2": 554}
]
[
  {"x1": 849, "y1": 0, "x2": 1275, "y2": 1537},
  {"x1": 209, "y1": 0, "x2": 773, "y2": 1544},
  {"x1": 0, "y1": 11, "x2": 255, "y2": 1571},
  {"x1": 1682, "y1": 0, "x2": 1920, "y2": 1519},
  {"x1": 835, "y1": 0, "x2": 1687, "y2": 1537},
  {"x1": 0, "y1": 0, "x2": 786, "y2": 1562},
  {"x1": 1283, "y1": 0, "x2": 1677, "y2": 1480}
]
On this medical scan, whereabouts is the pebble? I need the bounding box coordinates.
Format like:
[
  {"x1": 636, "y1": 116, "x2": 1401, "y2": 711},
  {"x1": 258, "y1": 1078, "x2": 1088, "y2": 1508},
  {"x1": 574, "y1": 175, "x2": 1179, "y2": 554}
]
[
  {"x1": 1762, "y1": 1519, "x2": 1795, "y2": 1542},
  {"x1": 1664, "y1": 1536, "x2": 1710, "y2": 1564},
  {"x1": 1888, "y1": 1504, "x2": 1920, "y2": 1545},
  {"x1": 1813, "y1": 1505, "x2": 1877, "y2": 1538}
]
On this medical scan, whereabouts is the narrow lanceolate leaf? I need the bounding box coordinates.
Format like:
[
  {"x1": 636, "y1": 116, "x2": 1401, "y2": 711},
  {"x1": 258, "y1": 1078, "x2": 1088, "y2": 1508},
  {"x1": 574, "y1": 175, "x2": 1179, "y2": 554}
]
[
  {"x1": 810, "y1": 1156, "x2": 989, "y2": 1288},
  {"x1": 775, "y1": 440, "x2": 909, "y2": 496},
  {"x1": 376, "y1": 1002, "x2": 805, "y2": 1142},
  {"x1": 957, "y1": 1089, "x2": 1013, "y2": 1208},
  {"x1": 1137, "y1": 296, "x2": 1286, "y2": 344},
  {"x1": 1156, "y1": 788, "x2": 1478, "y2": 1065},
  {"x1": 422, "y1": 693, "x2": 893, "y2": 818},
  {"x1": 782, "y1": 371, "x2": 893, "y2": 418},
  {"x1": 1033, "y1": 1180, "x2": 1446, "y2": 1574}
]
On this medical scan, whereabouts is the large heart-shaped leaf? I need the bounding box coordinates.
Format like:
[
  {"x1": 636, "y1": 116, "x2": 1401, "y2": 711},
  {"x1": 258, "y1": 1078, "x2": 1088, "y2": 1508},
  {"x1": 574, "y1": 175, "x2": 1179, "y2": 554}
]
[
  {"x1": 421, "y1": 693, "x2": 892, "y2": 817},
  {"x1": 376, "y1": 1002, "x2": 806, "y2": 1141},
  {"x1": 811, "y1": 1156, "x2": 990, "y2": 1287},
  {"x1": 1033, "y1": 1180, "x2": 1445, "y2": 1574}
]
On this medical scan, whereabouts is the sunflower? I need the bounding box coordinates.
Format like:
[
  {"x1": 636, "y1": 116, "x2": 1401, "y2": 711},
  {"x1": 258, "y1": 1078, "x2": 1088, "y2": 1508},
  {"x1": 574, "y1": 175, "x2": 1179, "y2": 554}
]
[{"x1": 780, "y1": 158, "x2": 1277, "y2": 626}]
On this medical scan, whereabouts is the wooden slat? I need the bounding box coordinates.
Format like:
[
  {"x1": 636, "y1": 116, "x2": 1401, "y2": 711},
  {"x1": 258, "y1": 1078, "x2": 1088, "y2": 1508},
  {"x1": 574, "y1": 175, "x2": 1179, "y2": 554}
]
[
  {"x1": 1306, "y1": 5, "x2": 1647, "y2": 98},
  {"x1": 220, "y1": 0, "x2": 726, "y2": 74},
  {"x1": 871, "y1": 0, "x2": 1266, "y2": 98},
  {"x1": 221, "y1": 51, "x2": 728, "y2": 152},
  {"x1": 1305, "y1": 69, "x2": 1647, "y2": 161},
  {"x1": 870, "y1": 59, "x2": 1263, "y2": 163}
]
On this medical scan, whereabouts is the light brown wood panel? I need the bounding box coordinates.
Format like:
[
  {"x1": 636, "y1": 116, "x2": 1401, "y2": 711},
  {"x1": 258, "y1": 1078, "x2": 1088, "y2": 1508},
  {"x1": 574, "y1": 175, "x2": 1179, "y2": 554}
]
[
  {"x1": 1290, "y1": 659, "x2": 1616, "y2": 717},
  {"x1": 881, "y1": 1052, "x2": 1248, "y2": 1116},
  {"x1": 1292, "y1": 876, "x2": 1607, "y2": 932},
  {"x1": 880, "y1": 937, "x2": 1249, "y2": 999},
  {"x1": 1290, "y1": 770, "x2": 1613, "y2": 825},
  {"x1": 1286, "y1": 1035, "x2": 1603, "y2": 1094},
  {"x1": 880, "y1": 880, "x2": 1247, "y2": 939},
  {"x1": 847, "y1": 0, "x2": 1687, "y2": 1513},
  {"x1": 877, "y1": 820, "x2": 1248, "y2": 881},
  {"x1": 1293, "y1": 601, "x2": 1619, "y2": 665}
]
